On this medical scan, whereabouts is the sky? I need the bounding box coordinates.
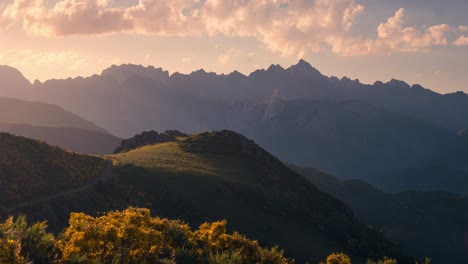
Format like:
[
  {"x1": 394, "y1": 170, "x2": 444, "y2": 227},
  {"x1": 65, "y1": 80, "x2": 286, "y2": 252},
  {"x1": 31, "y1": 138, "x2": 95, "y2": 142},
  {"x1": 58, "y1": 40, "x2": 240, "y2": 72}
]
[{"x1": 0, "y1": 0, "x2": 467, "y2": 94}]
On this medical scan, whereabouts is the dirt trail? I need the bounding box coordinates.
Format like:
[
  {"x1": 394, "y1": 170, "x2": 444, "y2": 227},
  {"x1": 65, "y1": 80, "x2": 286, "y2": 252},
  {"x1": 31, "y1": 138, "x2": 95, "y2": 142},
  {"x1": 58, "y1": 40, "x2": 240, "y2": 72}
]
[{"x1": 7, "y1": 159, "x2": 113, "y2": 211}]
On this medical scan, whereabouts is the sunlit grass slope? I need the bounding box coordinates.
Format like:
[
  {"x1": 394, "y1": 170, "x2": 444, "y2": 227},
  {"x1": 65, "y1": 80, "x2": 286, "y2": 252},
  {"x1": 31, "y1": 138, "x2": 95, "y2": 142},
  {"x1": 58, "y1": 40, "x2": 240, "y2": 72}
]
[
  {"x1": 112, "y1": 130, "x2": 410, "y2": 263},
  {"x1": 0, "y1": 133, "x2": 107, "y2": 205},
  {"x1": 114, "y1": 140, "x2": 260, "y2": 186}
]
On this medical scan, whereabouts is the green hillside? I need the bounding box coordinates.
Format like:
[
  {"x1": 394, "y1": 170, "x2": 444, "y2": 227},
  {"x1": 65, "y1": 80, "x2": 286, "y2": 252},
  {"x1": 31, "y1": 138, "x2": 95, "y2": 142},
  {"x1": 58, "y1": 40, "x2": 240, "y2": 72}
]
[
  {"x1": 3, "y1": 130, "x2": 412, "y2": 263},
  {"x1": 110, "y1": 131, "x2": 409, "y2": 262},
  {"x1": 0, "y1": 133, "x2": 108, "y2": 206},
  {"x1": 296, "y1": 166, "x2": 468, "y2": 263},
  {"x1": 0, "y1": 122, "x2": 121, "y2": 155}
]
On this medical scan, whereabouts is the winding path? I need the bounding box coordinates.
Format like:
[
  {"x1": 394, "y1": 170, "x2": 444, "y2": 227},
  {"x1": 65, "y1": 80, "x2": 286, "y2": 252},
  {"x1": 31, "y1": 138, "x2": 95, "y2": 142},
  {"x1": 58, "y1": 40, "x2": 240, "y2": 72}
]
[{"x1": 7, "y1": 159, "x2": 113, "y2": 211}]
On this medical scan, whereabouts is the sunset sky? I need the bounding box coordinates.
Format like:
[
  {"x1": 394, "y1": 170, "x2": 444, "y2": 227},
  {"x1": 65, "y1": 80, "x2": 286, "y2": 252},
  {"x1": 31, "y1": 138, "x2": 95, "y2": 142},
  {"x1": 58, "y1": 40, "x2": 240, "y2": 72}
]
[{"x1": 0, "y1": 0, "x2": 467, "y2": 93}]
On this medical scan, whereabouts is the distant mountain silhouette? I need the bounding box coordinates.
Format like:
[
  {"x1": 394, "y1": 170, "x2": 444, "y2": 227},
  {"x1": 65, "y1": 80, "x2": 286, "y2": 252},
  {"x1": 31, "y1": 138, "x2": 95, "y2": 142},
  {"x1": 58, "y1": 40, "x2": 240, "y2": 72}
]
[
  {"x1": 2, "y1": 61, "x2": 468, "y2": 190},
  {"x1": 248, "y1": 99, "x2": 454, "y2": 180},
  {"x1": 0, "y1": 122, "x2": 121, "y2": 155},
  {"x1": 0, "y1": 66, "x2": 30, "y2": 98},
  {"x1": 0, "y1": 97, "x2": 120, "y2": 154}
]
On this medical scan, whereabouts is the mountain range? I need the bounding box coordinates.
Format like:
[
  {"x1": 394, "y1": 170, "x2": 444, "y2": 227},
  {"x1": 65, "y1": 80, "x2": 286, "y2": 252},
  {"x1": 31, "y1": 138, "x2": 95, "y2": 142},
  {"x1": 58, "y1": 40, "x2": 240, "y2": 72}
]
[{"x1": 1, "y1": 61, "x2": 468, "y2": 193}]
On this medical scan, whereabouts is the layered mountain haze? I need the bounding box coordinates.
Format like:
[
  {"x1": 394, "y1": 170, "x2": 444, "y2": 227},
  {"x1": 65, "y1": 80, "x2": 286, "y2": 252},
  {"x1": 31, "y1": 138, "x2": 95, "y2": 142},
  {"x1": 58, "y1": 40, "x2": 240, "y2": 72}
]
[
  {"x1": 0, "y1": 97, "x2": 107, "y2": 133},
  {"x1": 0, "y1": 123, "x2": 121, "y2": 155},
  {"x1": 1, "y1": 60, "x2": 468, "y2": 193},
  {"x1": 0, "y1": 97, "x2": 120, "y2": 154}
]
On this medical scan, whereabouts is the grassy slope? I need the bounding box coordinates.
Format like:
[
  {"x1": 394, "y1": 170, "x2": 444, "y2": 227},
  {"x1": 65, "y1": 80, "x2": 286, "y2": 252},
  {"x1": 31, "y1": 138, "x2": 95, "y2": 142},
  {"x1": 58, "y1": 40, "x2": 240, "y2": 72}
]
[
  {"x1": 0, "y1": 133, "x2": 107, "y2": 205},
  {"x1": 0, "y1": 122, "x2": 121, "y2": 154},
  {"x1": 296, "y1": 166, "x2": 468, "y2": 264}
]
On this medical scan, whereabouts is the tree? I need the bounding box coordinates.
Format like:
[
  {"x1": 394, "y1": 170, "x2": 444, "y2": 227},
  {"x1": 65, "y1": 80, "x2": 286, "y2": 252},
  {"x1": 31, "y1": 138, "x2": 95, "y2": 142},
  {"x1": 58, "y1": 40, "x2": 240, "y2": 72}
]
[{"x1": 326, "y1": 253, "x2": 352, "y2": 264}]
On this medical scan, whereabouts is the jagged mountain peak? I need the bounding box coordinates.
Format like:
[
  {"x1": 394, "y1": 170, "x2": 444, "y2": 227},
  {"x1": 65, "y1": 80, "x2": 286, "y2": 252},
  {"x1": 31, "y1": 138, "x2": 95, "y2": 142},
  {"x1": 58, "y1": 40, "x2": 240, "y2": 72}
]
[
  {"x1": 388, "y1": 79, "x2": 411, "y2": 89},
  {"x1": 227, "y1": 70, "x2": 247, "y2": 79},
  {"x1": 101, "y1": 64, "x2": 170, "y2": 83},
  {"x1": 189, "y1": 68, "x2": 217, "y2": 78},
  {"x1": 267, "y1": 64, "x2": 285, "y2": 72},
  {"x1": 287, "y1": 59, "x2": 322, "y2": 76}
]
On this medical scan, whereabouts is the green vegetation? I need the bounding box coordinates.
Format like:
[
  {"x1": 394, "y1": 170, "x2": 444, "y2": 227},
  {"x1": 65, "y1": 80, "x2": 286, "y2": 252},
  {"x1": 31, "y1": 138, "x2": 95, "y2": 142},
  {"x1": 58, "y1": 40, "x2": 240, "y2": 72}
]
[
  {"x1": 0, "y1": 133, "x2": 107, "y2": 205},
  {"x1": 108, "y1": 131, "x2": 410, "y2": 263},
  {"x1": 0, "y1": 209, "x2": 426, "y2": 264},
  {"x1": 0, "y1": 208, "x2": 291, "y2": 264},
  {"x1": 3, "y1": 130, "x2": 411, "y2": 263}
]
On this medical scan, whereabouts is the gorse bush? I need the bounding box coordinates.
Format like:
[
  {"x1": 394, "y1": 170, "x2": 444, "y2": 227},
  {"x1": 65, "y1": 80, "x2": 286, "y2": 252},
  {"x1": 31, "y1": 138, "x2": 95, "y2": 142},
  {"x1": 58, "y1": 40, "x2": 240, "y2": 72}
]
[
  {"x1": 0, "y1": 208, "x2": 292, "y2": 264},
  {"x1": 0, "y1": 215, "x2": 58, "y2": 263},
  {"x1": 320, "y1": 253, "x2": 430, "y2": 264},
  {"x1": 0, "y1": 208, "x2": 428, "y2": 264},
  {"x1": 326, "y1": 253, "x2": 351, "y2": 264}
]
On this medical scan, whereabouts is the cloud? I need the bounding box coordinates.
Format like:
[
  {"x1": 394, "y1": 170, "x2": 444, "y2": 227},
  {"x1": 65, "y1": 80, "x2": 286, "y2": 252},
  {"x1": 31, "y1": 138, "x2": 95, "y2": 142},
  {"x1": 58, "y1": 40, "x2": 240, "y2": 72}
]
[
  {"x1": 182, "y1": 57, "x2": 192, "y2": 63},
  {"x1": 0, "y1": 49, "x2": 88, "y2": 69},
  {"x1": 0, "y1": 49, "x2": 95, "y2": 80},
  {"x1": 459, "y1": 26, "x2": 468, "y2": 32},
  {"x1": 0, "y1": 0, "x2": 460, "y2": 56},
  {"x1": 218, "y1": 48, "x2": 236, "y2": 65},
  {"x1": 454, "y1": 35, "x2": 468, "y2": 46},
  {"x1": 372, "y1": 8, "x2": 450, "y2": 52},
  {"x1": 328, "y1": 9, "x2": 452, "y2": 56}
]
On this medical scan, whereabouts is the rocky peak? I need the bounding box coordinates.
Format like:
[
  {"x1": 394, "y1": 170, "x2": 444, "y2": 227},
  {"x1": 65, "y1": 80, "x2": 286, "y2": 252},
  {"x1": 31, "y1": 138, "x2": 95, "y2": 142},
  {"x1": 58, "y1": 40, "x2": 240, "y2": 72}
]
[
  {"x1": 101, "y1": 64, "x2": 170, "y2": 84},
  {"x1": 388, "y1": 79, "x2": 411, "y2": 90},
  {"x1": 287, "y1": 59, "x2": 322, "y2": 77},
  {"x1": 113, "y1": 130, "x2": 178, "y2": 153},
  {"x1": 267, "y1": 64, "x2": 285, "y2": 72}
]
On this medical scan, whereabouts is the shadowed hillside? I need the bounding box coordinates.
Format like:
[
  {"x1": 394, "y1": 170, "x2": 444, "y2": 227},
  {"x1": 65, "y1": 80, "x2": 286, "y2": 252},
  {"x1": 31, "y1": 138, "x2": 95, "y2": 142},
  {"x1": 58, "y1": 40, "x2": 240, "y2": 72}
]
[
  {"x1": 295, "y1": 166, "x2": 468, "y2": 264},
  {"x1": 0, "y1": 133, "x2": 107, "y2": 206}
]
